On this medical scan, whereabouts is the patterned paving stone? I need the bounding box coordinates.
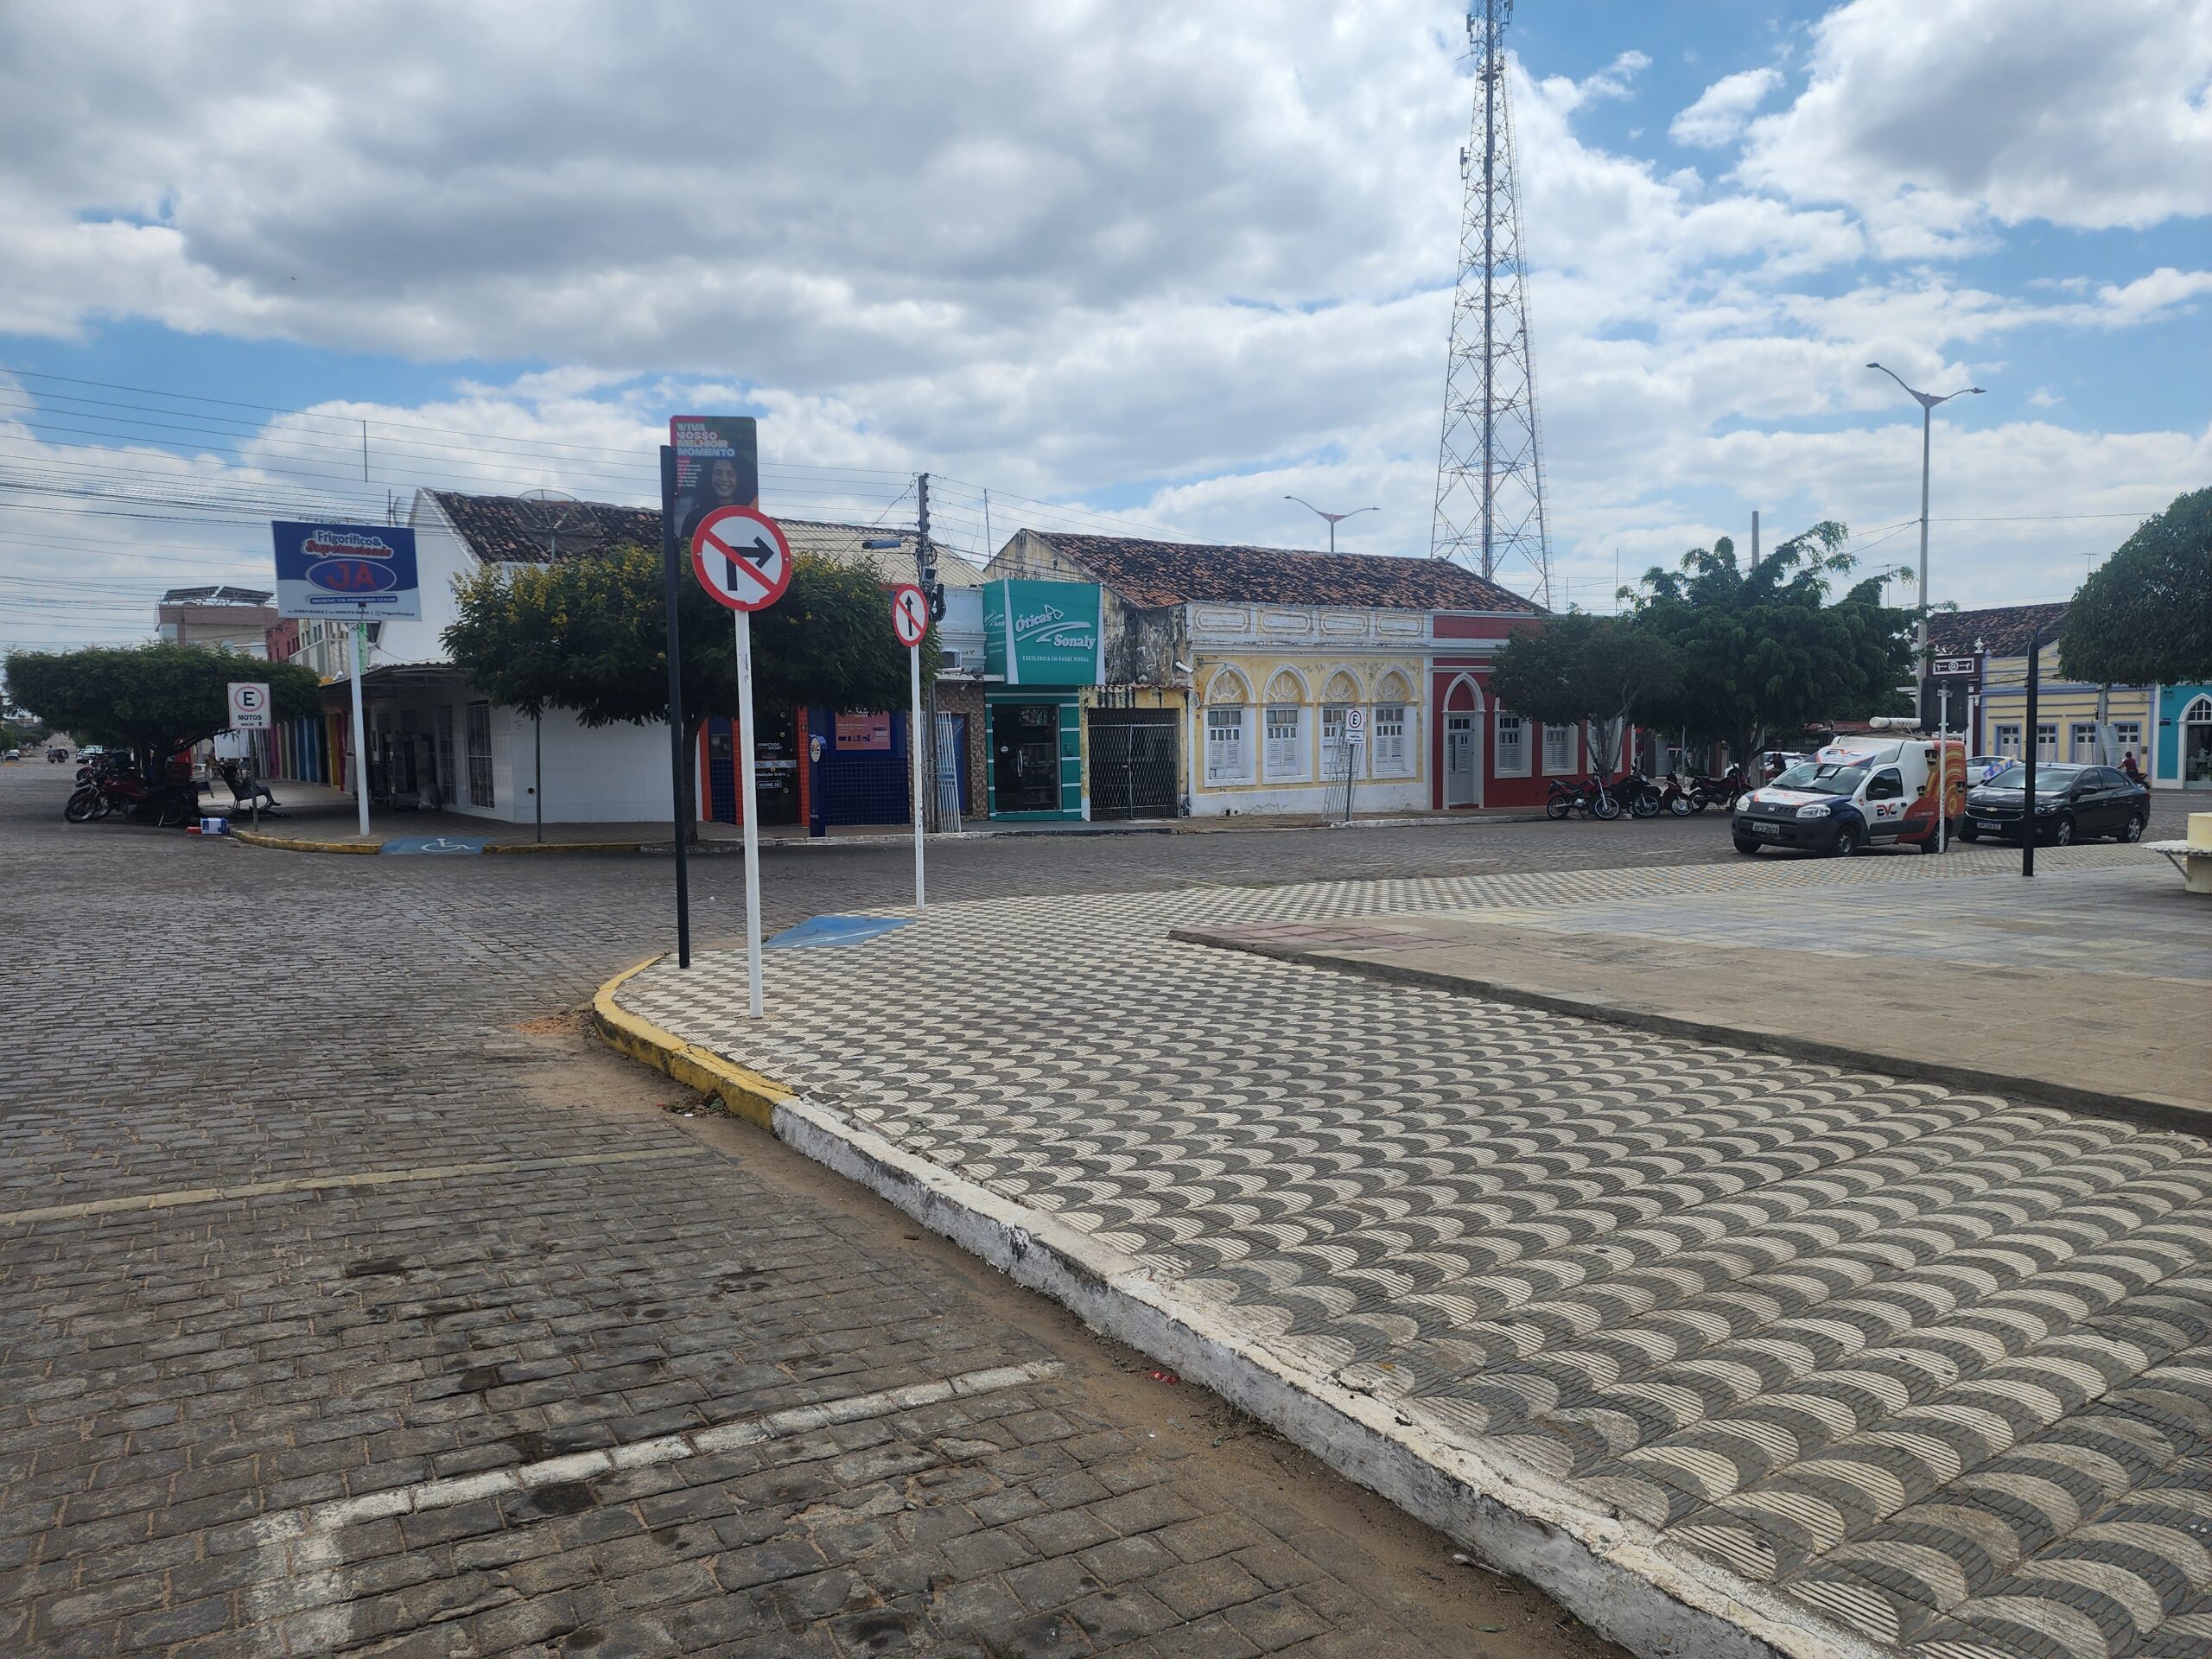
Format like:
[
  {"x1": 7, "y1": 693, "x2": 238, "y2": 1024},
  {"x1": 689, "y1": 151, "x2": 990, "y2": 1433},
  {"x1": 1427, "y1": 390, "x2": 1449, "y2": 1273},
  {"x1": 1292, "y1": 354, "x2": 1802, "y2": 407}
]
[{"x1": 618, "y1": 845, "x2": 2212, "y2": 1659}]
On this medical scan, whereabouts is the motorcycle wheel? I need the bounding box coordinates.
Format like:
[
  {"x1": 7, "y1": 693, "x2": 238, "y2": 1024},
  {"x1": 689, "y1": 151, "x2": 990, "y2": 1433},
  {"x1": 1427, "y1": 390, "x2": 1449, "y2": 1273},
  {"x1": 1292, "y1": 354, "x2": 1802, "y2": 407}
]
[
  {"x1": 1631, "y1": 791, "x2": 1660, "y2": 819},
  {"x1": 1668, "y1": 795, "x2": 1693, "y2": 817},
  {"x1": 1592, "y1": 794, "x2": 1624, "y2": 822},
  {"x1": 1688, "y1": 791, "x2": 1710, "y2": 814},
  {"x1": 64, "y1": 787, "x2": 99, "y2": 823},
  {"x1": 154, "y1": 789, "x2": 193, "y2": 829},
  {"x1": 1545, "y1": 795, "x2": 1573, "y2": 820}
]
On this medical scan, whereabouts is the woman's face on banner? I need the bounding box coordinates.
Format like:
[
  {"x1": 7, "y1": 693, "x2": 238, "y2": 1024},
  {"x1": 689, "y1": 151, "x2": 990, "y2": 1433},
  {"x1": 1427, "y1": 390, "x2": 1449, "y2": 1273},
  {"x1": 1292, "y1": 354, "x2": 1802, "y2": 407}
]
[{"x1": 709, "y1": 458, "x2": 740, "y2": 501}]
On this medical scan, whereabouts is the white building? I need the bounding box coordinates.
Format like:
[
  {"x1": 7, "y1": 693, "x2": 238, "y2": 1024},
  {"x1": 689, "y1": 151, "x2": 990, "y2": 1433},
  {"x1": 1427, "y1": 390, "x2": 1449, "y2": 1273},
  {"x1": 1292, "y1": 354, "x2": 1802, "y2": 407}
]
[{"x1": 301, "y1": 488, "x2": 979, "y2": 828}]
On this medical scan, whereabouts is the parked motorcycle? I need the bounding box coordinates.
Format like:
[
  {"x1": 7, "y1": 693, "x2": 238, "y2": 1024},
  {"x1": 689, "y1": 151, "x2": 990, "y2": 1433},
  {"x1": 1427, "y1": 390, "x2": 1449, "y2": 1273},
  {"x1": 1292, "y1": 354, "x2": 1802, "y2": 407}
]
[
  {"x1": 1546, "y1": 772, "x2": 1624, "y2": 821},
  {"x1": 1656, "y1": 773, "x2": 1697, "y2": 817},
  {"x1": 1618, "y1": 767, "x2": 1665, "y2": 818},
  {"x1": 1691, "y1": 765, "x2": 1749, "y2": 812}
]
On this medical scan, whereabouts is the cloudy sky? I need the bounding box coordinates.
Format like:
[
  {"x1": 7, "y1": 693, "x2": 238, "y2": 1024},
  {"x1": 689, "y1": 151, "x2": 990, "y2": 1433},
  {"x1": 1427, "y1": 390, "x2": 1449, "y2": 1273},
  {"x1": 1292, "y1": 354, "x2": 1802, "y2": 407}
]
[{"x1": 2, "y1": 0, "x2": 2208, "y2": 655}]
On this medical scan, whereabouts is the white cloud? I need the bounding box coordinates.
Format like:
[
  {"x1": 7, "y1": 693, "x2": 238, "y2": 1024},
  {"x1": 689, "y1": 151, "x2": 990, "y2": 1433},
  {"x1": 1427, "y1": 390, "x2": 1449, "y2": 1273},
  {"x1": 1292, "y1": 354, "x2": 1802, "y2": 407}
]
[
  {"x1": 1741, "y1": 0, "x2": 2212, "y2": 248},
  {"x1": 0, "y1": 0, "x2": 2205, "y2": 651},
  {"x1": 1669, "y1": 67, "x2": 1783, "y2": 149}
]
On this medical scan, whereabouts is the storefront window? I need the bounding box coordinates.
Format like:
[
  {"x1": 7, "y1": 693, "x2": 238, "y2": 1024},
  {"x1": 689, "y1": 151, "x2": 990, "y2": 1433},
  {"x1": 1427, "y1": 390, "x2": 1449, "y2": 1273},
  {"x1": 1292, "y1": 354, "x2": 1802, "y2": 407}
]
[
  {"x1": 1263, "y1": 705, "x2": 1304, "y2": 780},
  {"x1": 1541, "y1": 723, "x2": 1574, "y2": 774},
  {"x1": 1206, "y1": 707, "x2": 1249, "y2": 783},
  {"x1": 1495, "y1": 711, "x2": 1528, "y2": 776},
  {"x1": 1372, "y1": 705, "x2": 1408, "y2": 774},
  {"x1": 1320, "y1": 705, "x2": 1351, "y2": 779}
]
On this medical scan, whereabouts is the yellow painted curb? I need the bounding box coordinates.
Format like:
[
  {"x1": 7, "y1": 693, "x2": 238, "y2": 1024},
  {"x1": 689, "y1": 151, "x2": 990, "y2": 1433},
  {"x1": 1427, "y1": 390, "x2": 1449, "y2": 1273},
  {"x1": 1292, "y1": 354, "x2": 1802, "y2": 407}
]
[
  {"x1": 590, "y1": 956, "x2": 794, "y2": 1129},
  {"x1": 230, "y1": 830, "x2": 380, "y2": 855}
]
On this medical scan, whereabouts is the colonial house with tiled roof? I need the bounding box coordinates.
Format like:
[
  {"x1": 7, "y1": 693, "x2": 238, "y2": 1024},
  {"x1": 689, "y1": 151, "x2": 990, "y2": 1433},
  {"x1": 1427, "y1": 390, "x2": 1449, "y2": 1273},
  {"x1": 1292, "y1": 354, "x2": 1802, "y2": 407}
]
[
  {"x1": 981, "y1": 531, "x2": 1557, "y2": 817},
  {"x1": 1930, "y1": 601, "x2": 2210, "y2": 790},
  {"x1": 1929, "y1": 606, "x2": 2167, "y2": 787},
  {"x1": 270, "y1": 486, "x2": 991, "y2": 830}
]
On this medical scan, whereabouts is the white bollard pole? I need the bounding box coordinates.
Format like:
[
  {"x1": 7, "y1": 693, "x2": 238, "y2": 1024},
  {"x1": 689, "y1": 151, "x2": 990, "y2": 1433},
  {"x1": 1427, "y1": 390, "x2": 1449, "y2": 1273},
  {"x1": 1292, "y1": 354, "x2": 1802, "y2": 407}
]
[
  {"x1": 734, "y1": 609, "x2": 764, "y2": 1017},
  {"x1": 909, "y1": 640, "x2": 925, "y2": 909},
  {"x1": 350, "y1": 617, "x2": 370, "y2": 839}
]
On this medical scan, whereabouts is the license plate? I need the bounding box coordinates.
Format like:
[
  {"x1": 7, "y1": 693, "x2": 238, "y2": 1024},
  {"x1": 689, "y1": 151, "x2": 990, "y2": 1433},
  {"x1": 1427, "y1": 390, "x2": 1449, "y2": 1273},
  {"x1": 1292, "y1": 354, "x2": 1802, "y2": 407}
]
[
  {"x1": 1752, "y1": 822, "x2": 1780, "y2": 837},
  {"x1": 1974, "y1": 819, "x2": 1999, "y2": 830}
]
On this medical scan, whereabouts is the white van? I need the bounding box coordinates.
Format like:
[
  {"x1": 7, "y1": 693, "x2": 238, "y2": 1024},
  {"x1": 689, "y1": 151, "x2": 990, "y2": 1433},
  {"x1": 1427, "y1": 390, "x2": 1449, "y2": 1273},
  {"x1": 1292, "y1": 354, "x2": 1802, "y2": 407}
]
[{"x1": 1732, "y1": 728, "x2": 1966, "y2": 857}]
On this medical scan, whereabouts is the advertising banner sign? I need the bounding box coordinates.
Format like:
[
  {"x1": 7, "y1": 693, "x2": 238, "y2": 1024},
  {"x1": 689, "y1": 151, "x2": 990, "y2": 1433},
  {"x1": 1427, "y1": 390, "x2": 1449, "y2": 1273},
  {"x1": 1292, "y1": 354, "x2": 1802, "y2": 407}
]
[
  {"x1": 983, "y1": 580, "x2": 1102, "y2": 686},
  {"x1": 836, "y1": 712, "x2": 891, "y2": 751},
  {"x1": 270, "y1": 522, "x2": 421, "y2": 621},
  {"x1": 670, "y1": 416, "x2": 760, "y2": 550}
]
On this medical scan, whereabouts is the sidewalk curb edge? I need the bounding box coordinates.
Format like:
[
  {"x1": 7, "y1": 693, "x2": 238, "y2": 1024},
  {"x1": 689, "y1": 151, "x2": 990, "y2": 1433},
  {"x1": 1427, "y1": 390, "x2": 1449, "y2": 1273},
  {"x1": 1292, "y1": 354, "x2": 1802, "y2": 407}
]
[
  {"x1": 1169, "y1": 929, "x2": 2212, "y2": 1139},
  {"x1": 588, "y1": 959, "x2": 1879, "y2": 1659},
  {"x1": 590, "y1": 957, "x2": 793, "y2": 1128}
]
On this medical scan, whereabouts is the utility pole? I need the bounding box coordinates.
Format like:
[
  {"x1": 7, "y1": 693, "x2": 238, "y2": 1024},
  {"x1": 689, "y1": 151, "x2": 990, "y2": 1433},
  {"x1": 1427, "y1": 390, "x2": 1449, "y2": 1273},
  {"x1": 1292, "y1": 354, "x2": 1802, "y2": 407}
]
[{"x1": 915, "y1": 474, "x2": 940, "y2": 833}]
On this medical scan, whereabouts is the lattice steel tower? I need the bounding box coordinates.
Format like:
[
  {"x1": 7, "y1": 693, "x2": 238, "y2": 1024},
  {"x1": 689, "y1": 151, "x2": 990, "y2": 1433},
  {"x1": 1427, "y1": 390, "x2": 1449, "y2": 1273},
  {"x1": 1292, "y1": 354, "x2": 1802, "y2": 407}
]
[{"x1": 1431, "y1": 0, "x2": 1552, "y2": 607}]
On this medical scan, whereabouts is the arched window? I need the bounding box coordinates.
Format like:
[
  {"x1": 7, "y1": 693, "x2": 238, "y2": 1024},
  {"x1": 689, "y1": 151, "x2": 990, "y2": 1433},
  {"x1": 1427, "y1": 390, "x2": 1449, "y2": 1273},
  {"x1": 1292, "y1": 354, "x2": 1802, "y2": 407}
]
[
  {"x1": 1262, "y1": 668, "x2": 1307, "y2": 782},
  {"x1": 1371, "y1": 671, "x2": 1414, "y2": 776},
  {"x1": 2184, "y1": 696, "x2": 2212, "y2": 724},
  {"x1": 1203, "y1": 668, "x2": 1251, "y2": 785},
  {"x1": 1320, "y1": 670, "x2": 1362, "y2": 779}
]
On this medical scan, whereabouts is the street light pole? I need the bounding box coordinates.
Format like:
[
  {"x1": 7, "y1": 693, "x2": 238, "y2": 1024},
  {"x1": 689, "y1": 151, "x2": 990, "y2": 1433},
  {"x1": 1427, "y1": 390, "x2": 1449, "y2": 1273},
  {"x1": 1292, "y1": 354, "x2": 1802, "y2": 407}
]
[
  {"x1": 1284, "y1": 496, "x2": 1377, "y2": 555},
  {"x1": 1866, "y1": 364, "x2": 1984, "y2": 720}
]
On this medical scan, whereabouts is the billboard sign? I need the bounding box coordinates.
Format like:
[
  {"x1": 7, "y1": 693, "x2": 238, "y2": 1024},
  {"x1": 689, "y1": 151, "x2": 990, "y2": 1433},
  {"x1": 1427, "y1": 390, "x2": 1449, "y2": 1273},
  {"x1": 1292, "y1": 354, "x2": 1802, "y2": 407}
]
[
  {"x1": 271, "y1": 522, "x2": 421, "y2": 621},
  {"x1": 670, "y1": 416, "x2": 760, "y2": 550},
  {"x1": 983, "y1": 580, "x2": 1103, "y2": 686}
]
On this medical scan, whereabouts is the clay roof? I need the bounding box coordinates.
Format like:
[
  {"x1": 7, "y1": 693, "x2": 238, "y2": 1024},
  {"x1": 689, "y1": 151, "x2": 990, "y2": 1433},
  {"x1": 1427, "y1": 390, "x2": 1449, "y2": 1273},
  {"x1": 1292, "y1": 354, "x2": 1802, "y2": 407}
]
[
  {"x1": 1929, "y1": 602, "x2": 2068, "y2": 657},
  {"x1": 425, "y1": 490, "x2": 981, "y2": 584},
  {"x1": 1015, "y1": 531, "x2": 1540, "y2": 613}
]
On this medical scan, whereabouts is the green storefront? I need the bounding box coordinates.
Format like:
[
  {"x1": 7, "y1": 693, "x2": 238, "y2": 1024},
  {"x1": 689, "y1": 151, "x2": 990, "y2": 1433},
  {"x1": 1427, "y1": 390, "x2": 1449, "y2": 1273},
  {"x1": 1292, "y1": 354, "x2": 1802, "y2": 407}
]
[{"x1": 983, "y1": 580, "x2": 1100, "y2": 822}]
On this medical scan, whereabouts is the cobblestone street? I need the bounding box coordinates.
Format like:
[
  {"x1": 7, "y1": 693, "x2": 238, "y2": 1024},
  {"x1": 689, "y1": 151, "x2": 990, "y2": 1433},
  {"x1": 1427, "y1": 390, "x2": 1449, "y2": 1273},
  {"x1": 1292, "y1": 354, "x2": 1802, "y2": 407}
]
[
  {"x1": 1, "y1": 765, "x2": 1684, "y2": 1659},
  {"x1": 616, "y1": 833, "x2": 2212, "y2": 1659}
]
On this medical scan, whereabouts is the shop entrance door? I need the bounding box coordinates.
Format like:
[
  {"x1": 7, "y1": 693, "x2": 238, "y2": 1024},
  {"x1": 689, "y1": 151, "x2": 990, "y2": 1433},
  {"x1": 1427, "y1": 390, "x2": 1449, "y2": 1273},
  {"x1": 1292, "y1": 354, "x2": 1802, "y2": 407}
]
[
  {"x1": 995, "y1": 703, "x2": 1062, "y2": 814},
  {"x1": 1086, "y1": 709, "x2": 1178, "y2": 819},
  {"x1": 1445, "y1": 715, "x2": 1478, "y2": 806}
]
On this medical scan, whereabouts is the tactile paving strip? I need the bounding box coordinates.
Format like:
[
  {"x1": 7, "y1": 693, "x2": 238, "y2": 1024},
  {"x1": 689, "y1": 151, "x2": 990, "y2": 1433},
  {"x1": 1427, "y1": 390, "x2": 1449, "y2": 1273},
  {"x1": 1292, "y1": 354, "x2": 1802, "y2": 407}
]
[{"x1": 620, "y1": 850, "x2": 2210, "y2": 1658}]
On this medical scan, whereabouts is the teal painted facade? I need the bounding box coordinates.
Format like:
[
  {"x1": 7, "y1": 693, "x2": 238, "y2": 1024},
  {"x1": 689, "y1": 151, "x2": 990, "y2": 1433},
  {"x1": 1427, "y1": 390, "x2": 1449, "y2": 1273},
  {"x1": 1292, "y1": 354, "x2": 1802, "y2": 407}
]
[
  {"x1": 984, "y1": 690, "x2": 1085, "y2": 820},
  {"x1": 2157, "y1": 684, "x2": 2212, "y2": 788}
]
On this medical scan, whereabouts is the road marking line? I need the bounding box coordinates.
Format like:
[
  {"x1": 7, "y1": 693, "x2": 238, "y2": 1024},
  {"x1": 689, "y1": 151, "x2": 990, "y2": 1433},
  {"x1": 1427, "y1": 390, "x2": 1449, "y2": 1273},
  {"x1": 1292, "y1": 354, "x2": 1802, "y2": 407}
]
[
  {"x1": 244, "y1": 1357, "x2": 1063, "y2": 1653},
  {"x1": 0, "y1": 1147, "x2": 694, "y2": 1227}
]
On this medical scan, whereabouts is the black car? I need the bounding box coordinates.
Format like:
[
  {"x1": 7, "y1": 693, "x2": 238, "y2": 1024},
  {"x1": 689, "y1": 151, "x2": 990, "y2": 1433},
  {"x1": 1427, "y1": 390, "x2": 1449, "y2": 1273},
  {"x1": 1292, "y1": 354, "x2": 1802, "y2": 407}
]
[{"x1": 1958, "y1": 762, "x2": 2149, "y2": 845}]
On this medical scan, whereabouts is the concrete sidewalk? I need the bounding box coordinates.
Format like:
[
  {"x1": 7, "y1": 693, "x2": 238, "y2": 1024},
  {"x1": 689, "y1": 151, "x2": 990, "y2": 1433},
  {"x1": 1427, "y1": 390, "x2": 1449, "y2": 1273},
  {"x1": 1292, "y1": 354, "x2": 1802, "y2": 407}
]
[
  {"x1": 607, "y1": 842, "x2": 2212, "y2": 1659},
  {"x1": 1175, "y1": 861, "x2": 2212, "y2": 1131},
  {"x1": 217, "y1": 781, "x2": 1550, "y2": 854}
]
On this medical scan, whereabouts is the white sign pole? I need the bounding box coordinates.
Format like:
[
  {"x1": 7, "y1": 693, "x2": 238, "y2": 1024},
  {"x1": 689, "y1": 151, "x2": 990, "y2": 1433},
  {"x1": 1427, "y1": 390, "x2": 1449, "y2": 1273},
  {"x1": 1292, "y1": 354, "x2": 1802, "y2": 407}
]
[
  {"x1": 909, "y1": 639, "x2": 925, "y2": 909},
  {"x1": 734, "y1": 609, "x2": 765, "y2": 1018},
  {"x1": 1938, "y1": 683, "x2": 1949, "y2": 855},
  {"x1": 349, "y1": 617, "x2": 370, "y2": 838}
]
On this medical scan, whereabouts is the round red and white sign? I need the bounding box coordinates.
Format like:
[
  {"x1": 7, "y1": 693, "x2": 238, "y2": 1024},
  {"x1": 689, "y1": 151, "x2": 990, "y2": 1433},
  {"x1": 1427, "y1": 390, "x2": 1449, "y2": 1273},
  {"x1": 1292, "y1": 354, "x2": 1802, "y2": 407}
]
[
  {"x1": 889, "y1": 582, "x2": 928, "y2": 648},
  {"x1": 690, "y1": 506, "x2": 792, "y2": 613}
]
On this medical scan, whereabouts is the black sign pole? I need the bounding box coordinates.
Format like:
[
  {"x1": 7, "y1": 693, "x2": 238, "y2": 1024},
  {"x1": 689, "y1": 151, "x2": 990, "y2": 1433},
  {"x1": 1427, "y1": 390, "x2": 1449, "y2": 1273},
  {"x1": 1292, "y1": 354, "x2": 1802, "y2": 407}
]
[
  {"x1": 660, "y1": 445, "x2": 691, "y2": 966},
  {"x1": 2022, "y1": 628, "x2": 2039, "y2": 880}
]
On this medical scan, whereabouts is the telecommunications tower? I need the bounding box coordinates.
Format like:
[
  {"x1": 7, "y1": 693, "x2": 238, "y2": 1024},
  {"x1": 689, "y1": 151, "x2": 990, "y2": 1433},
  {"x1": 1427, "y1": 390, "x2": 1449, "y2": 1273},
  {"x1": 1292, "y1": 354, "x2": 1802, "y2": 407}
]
[{"x1": 1431, "y1": 0, "x2": 1552, "y2": 607}]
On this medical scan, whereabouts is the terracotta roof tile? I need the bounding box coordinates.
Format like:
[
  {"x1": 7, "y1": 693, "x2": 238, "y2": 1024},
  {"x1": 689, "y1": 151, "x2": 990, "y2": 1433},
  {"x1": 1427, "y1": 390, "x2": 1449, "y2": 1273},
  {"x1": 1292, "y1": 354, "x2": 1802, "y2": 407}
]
[
  {"x1": 424, "y1": 490, "x2": 982, "y2": 585},
  {"x1": 1929, "y1": 601, "x2": 2069, "y2": 657},
  {"x1": 1019, "y1": 532, "x2": 1540, "y2": 612}
]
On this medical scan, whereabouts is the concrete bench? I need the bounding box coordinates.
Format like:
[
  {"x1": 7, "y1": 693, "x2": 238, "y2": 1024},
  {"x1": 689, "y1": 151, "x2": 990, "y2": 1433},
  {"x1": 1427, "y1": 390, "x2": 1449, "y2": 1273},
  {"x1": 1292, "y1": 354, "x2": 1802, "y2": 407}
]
[{"x1": 2145, "y1": 811, "x2": 2212, "y2": 893}]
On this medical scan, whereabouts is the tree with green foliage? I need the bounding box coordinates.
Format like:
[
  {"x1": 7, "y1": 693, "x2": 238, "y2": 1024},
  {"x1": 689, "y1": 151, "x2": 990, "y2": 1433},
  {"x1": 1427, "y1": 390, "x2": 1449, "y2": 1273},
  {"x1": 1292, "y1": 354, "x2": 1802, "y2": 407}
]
[
  {"x1": 443, "y1": 543, "x2": 925, "y2": 815},
  {"x1": 1621, "y1": 522, "x2": 1913, "y2": 763},
  {"x1": 2060, "y1": 486, "x2": 2212, "y2": 686},
  {"x1": 3, "y1": 643, "x2": 321, "y2": 770},
  {"x1": 1488, "y1": 613, "x2": 1683, "y2": 773}
]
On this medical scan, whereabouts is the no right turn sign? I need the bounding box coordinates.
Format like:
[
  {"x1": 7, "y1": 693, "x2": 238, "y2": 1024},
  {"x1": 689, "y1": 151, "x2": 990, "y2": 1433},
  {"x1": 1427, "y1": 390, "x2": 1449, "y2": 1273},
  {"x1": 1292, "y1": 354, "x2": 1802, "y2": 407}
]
[{"x1": 691, "y1": 507, "x2": 792, "y2": 613}]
